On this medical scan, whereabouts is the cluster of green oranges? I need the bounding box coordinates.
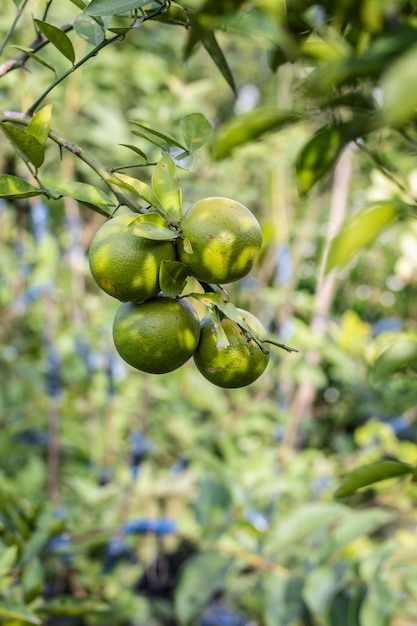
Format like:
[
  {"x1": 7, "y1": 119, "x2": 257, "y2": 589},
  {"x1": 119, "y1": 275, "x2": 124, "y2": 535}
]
[{"x1": 88, "y1": 197, "x2": 270, "y2": 388}]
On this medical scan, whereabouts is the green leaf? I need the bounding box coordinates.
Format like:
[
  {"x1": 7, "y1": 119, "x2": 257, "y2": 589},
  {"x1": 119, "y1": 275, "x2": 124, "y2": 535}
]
[
  {"x1": 318, "y1": 508, "x2": 393, "y2": 563},
  {"x1": 34, "y1": 20, "x2": 75, "y2": 65},
  {"x1": 209, "y1": 308, "x2": 230, "y2": 349},
  {"x1": 296, "y1": 124, "x2": 350, "y2": 194},
  {"x1": 108, "y1": 173, "x2": 163, "y2": 211},
  {"x1": 159, "y1": 261, "x2": 189, "y2": 297},
  {"x1": 119, "y1": 144, "x2": 148, "y2": 163},
  {"x1": 22, "y1": 558, "x2": 44, "y2": 603},
  {"x1": 129, "y1": 213, "x2": 177, "y2": 240},
  {"x1": 0, "y1": 602, "x2": 41, "y2": 625},
  {"x1": 181, "y1": 113, "x2": 213, "y2": 153},
  {"x1": 325, "y1": 200, "x2": 406, "y2": 273},
  {"x1": 187, "y1": 292, "x2": 267, "y2": 353},
  {"x1": 151, "y1": 153, "x2": 182, "y2": 221},
  {"x1": 335, "y1": 460, "x2": 413, "y2": 498},
  {"x1": 371, "y1": 335, "x2": 417, "y2": 382},
  {"x1": 0, "y1": 546, "x2": 18, "y2": 575},
  {"x1": 381, "y1": 44, "x2": 417, "y2": 127},
  {"x1": 263, "y1": 574, "x2": 306, "y2": 626},
  {"x1": 86, "y1": 0, "x2": 153, "y2": 16},
  {"x1": 50, "y1": 182, "x2": 115, "y2": 214},
  {"x1": 212, "y1": 107, "x2": 299, "y2": 160},
  {"x1": 201, "y1": 30, "x2": 236, "y2": 95},
  {"x1": 27, "y1": 104, "x2": 52, "y2": 146},
  {"x1": 0, "y1": 123, "x2": 45, "y2": 168},
  {"x1": 0, "y1": 175, "x2": 42, "y2": 199},
  {"x1": 175, "y1": 552, "x2": 233, "y2": 625},
  {"x1": 11, "y1": 45, "x2": 57, "y2": 75},
  {"x1": 130, "y1": 121, "x2": 185, "y2": 152},
  {"x1": 73, "y1": 14, "x2": 106, "y2": 46}
]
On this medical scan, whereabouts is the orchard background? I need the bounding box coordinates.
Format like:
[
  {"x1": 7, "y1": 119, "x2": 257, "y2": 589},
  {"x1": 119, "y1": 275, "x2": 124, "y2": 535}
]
[{"x1": 1, "y1": 1, "x2": 417, "y2": 625}]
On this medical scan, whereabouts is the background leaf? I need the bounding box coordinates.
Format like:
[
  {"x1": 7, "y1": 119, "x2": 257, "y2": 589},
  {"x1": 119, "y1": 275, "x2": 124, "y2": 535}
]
[
  {"x1": 335, "y1": 460, "x2": 413, "y2": 498},
  {"x1": 34, "y1": 20, "x2": 75, "y2": 65}
]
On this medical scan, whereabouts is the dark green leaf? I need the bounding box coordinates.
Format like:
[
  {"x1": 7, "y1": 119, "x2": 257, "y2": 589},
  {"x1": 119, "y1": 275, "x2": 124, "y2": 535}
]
[
  {"x1": 0, "y1": 602, "x2": 41, "y2": 625},
  {"x1": 27, "y1": 104, "x2": 52, "y2": 146},
  {"x1": 0, "y1": 175, "x2": 42, "y2": 199},
  {"x1": 181, "y1": 113, "x2": 213, "y2": 153},
  {"x1": 73, "y1": 14, "x2": 106, "y2": 46},
  {"x1": 152, "y1": 153, "x2": 182, "y2": 222},
  {"x1": 159, "y1": 260, "x2": 189, "y2": 297},
  {"x1": 11, "y1": 46, "x2": 57, "y2": 75},
  {"x1": 213, "y1": 107, "x2": 299, "y2": 160},
  {"x1": 201, "y1": 30, "x2": 236, "y2": 95},
  {"x1": 0, "y1": 123, "x2": 45, "y2": 168},
  {"x1": 34, "y1": 20, "x2": 75, "y2": 64},
  {"x1": 335, "y1": 460, "x2": 413, "y2": 498},
  {"x1": 371, "y1": 335, "x2": 417, "y2": 382},
  {"x1": 86, "y1": 0, "x2": 153, "y2": 15},
  {"x1": 325, "y1": 200, "x2": 406, "y2": 273},
  {"x1": 129, "y1": 213, "x2": 177, "y2": 240}
]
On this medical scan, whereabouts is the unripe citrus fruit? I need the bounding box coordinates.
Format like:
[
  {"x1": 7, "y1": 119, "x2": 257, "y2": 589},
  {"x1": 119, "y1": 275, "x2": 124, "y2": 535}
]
[
  {"x1": 193, "y1": 309, "x2": 270, "y2": 388},
  {"x1": 177, "y1": 197, "x2": 262, "y2": 284},
  {"x1": 89, "y1": 213, "x2": 175, "y2": 302},
  {"x1": 112, "y1": 295, "x2": 200, "y2": 374}
]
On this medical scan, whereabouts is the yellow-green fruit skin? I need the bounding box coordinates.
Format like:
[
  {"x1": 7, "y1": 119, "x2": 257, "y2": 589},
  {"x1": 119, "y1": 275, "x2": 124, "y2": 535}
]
[
  {"x1": 112, "y1": 296, "x2": 200, "y2": 374},
  {"x1": 177, "y1": 197, "x2": 262, "y2": 284},
  {"x1": 193, "y1": 310, "x2": 270, "y2": 388},
  {"x1": 88, "y1": 213, "x2": 176, "y2": 302}
]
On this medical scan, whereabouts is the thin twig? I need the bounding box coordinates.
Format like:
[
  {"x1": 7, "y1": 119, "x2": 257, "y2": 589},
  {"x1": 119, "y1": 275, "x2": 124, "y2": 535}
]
[{"x1": 0, "y1": 0, "x2": 31, "y2": 57}]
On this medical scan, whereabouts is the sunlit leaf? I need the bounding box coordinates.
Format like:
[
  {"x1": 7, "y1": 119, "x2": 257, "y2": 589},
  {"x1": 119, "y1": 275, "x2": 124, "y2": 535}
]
[
  {"x1": 0, "y1": 175, "x2": 42, "y2": 199},
  {"x1": 371, "y1": 335, "x2": 417, "y2": 382},
  {"x1": 86, "y1": 0, "x2": 153, "y2": 15},
  {"x1": 27, "y1": 104, "x2": 52, "y2": 146},
  {"x1": 335, "y1": 460, "x2": 413, "y2": 498},
  {"x1": 325, "y1": 200, "x2": 406, "y2": 273},
  {"x1": 181, "y1": 113, "x2": 213, "y2": 153},
  {"x1": 34, "y1": 20, "x2": 75, "y2": 65},
  {"x1": 129, "y1": 213, "x2": 177, "y2": 240},
  {"x1": 0, "y1": 123, "x2": 45, "y2": 168},
  {"x1": 107, "y1": 173, "x2": 163, "y2": 211},
  {"x1": 151, "y1": 153, "x2": 182, "y2": 222},
  {"x1": 159, "y1": 260, "x2": 189, "y2": 297},
  {"x1": 213, "y1": 107, "x2": 299, "y2": 160},
  {"x1": 50, "y1": 182, "x2": 115, "y2": 215},
  {"x1": 0, "y1": 602, "x2": 41, "y2": 625},
  {"x1": 39, "y1": 596, "x2": 110, "y2": 616},
  {"x1": 381, "y1": 43, "x2": 417, "y2": 127}
]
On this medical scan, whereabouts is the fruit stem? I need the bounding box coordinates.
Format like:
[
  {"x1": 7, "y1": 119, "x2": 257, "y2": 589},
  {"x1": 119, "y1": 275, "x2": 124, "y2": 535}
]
[{"x1": 264, "y1": 338, "x2": 299, "y2": 353}]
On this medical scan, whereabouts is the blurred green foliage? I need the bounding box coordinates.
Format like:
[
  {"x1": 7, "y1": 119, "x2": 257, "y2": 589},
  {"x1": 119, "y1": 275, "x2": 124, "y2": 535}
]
[{"x1": 1, "y1": 0, "x2": 417, "y2": 624}]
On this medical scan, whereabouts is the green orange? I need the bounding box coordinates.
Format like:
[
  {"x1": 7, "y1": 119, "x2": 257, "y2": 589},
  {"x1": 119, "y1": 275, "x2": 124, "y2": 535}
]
[
  {"x1": 112, "y1": 295, "x2": 200, "y2": 374},
  {"x1": 176, "y1": 197, "x2": 262, "y2": 284},
  {"x1": 88, "y1": 213, "x2": 176, "y2": 302},
  {"x1": 193, "y1": 308, "x2": 270, "y2": 388}
]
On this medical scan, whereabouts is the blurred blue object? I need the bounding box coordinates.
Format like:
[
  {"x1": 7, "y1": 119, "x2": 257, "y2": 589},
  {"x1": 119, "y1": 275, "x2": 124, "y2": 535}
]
[
  {"x1": 170, "y1": 458, "x2": 190, "y2": 474},
  {"x1": 371, "y1": 317, "x2": 402, "y2": 336},
  {"x1": 15, "y1": 429, "x2": 49, "y2": 445},
  {"x1": 130, "y1": 431, "x2": 153, "y2": 480},
  {"x1": 102, "y1": 536, "x2": 129, "y2": 573},
  {"x1": 276, "y1": 243, "x2": 293, "y2": 286},
  {"x1": 245, "y1": 509, "x2": 269, "y2": 532},
  {"x1": 199, "y1": 600, "x2": 251, "y2": 626},
  {"x1": 31, "y1": 201, "x2": 49, "y2": 241},
  {"x1": 123, "y1": 518, "x2": 177, "y2": 536}
]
